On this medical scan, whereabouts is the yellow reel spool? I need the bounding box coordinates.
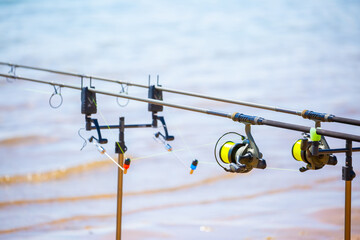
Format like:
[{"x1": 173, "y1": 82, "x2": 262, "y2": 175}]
[
  {"x1": 219, "y1": 141, "x2": 235, "y2": 164},
  {"x1": 292, "y1": 139, "x2": 303, "y2": 162}
]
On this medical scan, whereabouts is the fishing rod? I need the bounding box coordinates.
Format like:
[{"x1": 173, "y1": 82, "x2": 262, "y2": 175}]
[
  {"x1": 0, "y1": 61, "x2": 146, "y2": 88},
  {"x1": 1, "y1": 61, "x2": 360, "y2": 126},
  {"x1": 1, "y1": 73, "x2": 360, "y2": 143},
  {"x1": 2, "y1": 72, "x2": 359, "y2": 240}
]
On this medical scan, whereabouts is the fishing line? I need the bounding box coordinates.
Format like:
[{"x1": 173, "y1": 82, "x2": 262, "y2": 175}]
[
  {"x1": 198, "y1": 161, "x2": 217, "y2": 166},
  {"x1": 104, "y1": 151, "x2": 124, "y2": 171},
  {"x1": 89, "y1": 140, "x2": 124, "y2": 171},
  {"x1": 170, "y1": 150, "x2": 188, "y2": 169},
  {"x1": 132, "y1": 143, "x2": 213, "y2": 161},
  {"x1": 266, "y1": 167, "x2": 298, "y2": 172},
  {"x1": 174, "y1": 127, "x2": 196, "y2": 158},
  {"x1": 90, "y1": 97, "x2": 128, "y2": 158},
  {"x1": 2, "y1": 62, "x2": 360, "y2": 127},
  {"x1": 78, "y1": 128, "x2": 87, "y2": 151},
  {"x1": 88, "y1": 92, "x2": 213, "y2": 171},
  {"x1": 77, "y1": 95, "x2": 128, "y2": 171},
  {"x1": 134, "y1": 140, "x2": 217, "y2": 170},
  {"x1": 172, "y1": 126, "x2": 218, "y2": 169},
  {"x1": 154, "y1": 126, "x2": 189, "y2": 169}
]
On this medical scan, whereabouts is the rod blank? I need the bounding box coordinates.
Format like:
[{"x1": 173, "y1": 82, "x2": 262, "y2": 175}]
[
  {"x1": 1, "y1": 61, "x2": 359, "y2": 127},
  {"x1": 0, "y1": 61, "x2": 147, "y2": 88},
  {"x1": 1, "y1": 73, "x2": 360, "y2": 143}
]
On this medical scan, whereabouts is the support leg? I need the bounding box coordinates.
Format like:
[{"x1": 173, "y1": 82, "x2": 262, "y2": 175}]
[
  {"x1": 343, "y1": 140, "x2": 355, "y2": 240},
  {"x1": 116, "y1": 117, "x2": 126, "y2": 240},
  {"x1": 345, "y1": 180, "x2": 351, "y2": 240},
  {"x1": 116, "y1": 153, "x2": 124, "y2": 240}
]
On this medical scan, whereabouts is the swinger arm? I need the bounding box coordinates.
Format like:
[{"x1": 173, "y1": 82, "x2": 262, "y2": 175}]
[
  {"x1": 153, "y1": 114, "x2": 174, "y2": 141},
  {"x1": 91, "y1": 118, "x2": 108, "y2": 144}
]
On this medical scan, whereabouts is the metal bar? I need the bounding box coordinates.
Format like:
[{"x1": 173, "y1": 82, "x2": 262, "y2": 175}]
[
  {"x1": 92, "y1": 125, "x2": 120, "y2": 130},
  {"x1": 344, "y1": 140, "x2": 353, "y2": 240},
  {"x1": 91, "y1": 124, "x2": 152, "y2": 130},
  {"x1": 2, "y1": 74, "x2": 360, "y2": 142},
  {"x1": 125, "y1": 124, "x2": 153, "y2": 128},
  {"x1": 345, "y1": 180, "x2": 351, "y2": 240},
  {"x1": 116, "y1": 152, "x2": 124, "y2": 240},
  {"x1": 319, "y1": 147, "x2": 360, "y2": 154},
  {"x1": 116, "y1": 117, "x2": 125, "y2": 240}
]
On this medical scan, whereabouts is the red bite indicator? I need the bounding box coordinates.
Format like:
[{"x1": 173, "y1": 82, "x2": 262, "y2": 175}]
[{"x1": 123, "y1": 158, "x2": 131, "y2": 174}]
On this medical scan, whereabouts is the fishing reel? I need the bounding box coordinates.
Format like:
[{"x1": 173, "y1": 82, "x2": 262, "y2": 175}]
[
  {"x1": 215, "y1": 125, "x2": 266, "y2": 173},
  {"x1": 292, "y1": 129, "x2": 337, "y2": 172}
]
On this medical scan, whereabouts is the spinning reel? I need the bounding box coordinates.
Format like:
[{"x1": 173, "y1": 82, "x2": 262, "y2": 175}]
[
  {"x1": 292, "y1": 128, "x2": 337, "y2": 172},
  {"x1": 215, "y1": 124, "x2": 266, "y2": 173}
]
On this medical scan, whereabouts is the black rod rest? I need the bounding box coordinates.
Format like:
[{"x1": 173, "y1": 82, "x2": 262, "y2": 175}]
[{"x1": 82, "y1": 82, "x2": 174, "y2": 147}]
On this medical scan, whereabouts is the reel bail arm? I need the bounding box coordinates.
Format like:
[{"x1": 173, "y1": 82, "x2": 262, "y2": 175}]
[{"x1": 152, "y1": 114, "x2": 174, "y2": 141}]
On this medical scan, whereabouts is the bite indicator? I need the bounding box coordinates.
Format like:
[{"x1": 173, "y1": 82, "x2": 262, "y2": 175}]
[{"x1": 190, "y1": 159, "x2": 198, "y2": 174}]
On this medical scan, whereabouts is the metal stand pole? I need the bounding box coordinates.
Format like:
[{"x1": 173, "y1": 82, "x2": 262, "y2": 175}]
[
  {"x1": 345, "y1": 180, "x2": 351, "y2": 240},
  {"x1": 116, "y1": 152, "x2": 124, "y2": 240},
  {"x1": 343, "y1": 140, "x2": 355, "y2": 240},
  {"x1": 116, "y1": 117, "x2": 126, "y2": 240}
]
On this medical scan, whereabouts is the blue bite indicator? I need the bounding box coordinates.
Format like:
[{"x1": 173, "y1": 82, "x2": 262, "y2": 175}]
[{"x1": 190, "y1": 159, "x2": 198, "y2": 174}]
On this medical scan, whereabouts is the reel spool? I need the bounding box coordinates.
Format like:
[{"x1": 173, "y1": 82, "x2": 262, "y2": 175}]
[
  {"x1": 292, "y1": 130, "x2": 337, "y2": 172},
  {"x1": 214, "y1": 125, "x2": 266, "y2": 173}
]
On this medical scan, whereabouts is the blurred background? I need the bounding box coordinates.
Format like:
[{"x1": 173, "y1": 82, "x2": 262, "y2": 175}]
[{"x1": 0, "y1": 0, "x2": 360, "y2": 239}]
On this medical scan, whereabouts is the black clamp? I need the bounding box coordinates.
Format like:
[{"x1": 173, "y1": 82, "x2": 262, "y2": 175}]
[
  {"x1": 342, "y1": 166, "x2": 356, "y2": 181},
  {"x1": 115, "y1": 141, "x2": 127, "y2": 153}
]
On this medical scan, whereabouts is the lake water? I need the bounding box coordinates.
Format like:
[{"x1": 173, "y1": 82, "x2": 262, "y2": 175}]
[{"x1": 0, "y1": 0, "x2": 360, "y2": 239}]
